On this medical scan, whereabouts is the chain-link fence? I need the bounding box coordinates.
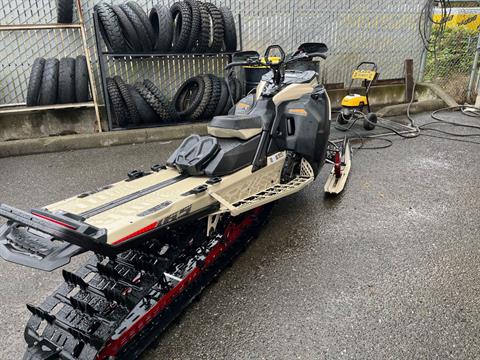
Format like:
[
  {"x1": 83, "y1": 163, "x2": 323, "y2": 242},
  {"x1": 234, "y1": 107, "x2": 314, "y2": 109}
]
[
  {"x1": 423, "y1": 5, "x2": 480, "y2": 104},
  {"x1": 1, "y1": 0, "x2": 427, "y2": 109}
]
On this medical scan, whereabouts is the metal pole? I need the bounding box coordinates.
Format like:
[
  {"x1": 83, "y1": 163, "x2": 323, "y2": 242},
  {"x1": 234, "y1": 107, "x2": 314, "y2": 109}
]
[{"x1": 467, "y1": 33, "x2": 480, "y2": 101}]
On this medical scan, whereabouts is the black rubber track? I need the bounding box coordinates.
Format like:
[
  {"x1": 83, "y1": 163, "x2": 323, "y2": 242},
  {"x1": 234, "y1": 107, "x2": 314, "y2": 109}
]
[
  {"x1": 214, "y1": 78, "x2": 228, "y2": 116},
  {"x1": 173, "y1": 76, "x2": 205, "y2": 118},
  {"x1": 57, "y1": 0, "x2": 74, "y2": 24},
  {"x1": 149, "y1": 5, "x2": 174, "y2": 52},
  {"x1": 95, "y1": 3, "x2": 128, "y2": 53},
  {"x1": 188, "y1": 74, "x2": 212, "y2": 121},
  {"x1": 130, "y1": 84, "x2": 159, "y2": 123},
  {"x1": 204, "y1": 3, "x2": 224, "y2": 52},
  {"x1": 38, "y1": 58, "x2": 59, "y2": 106},
  {"x1": 111, "y1": 5, "x2": 142, "y2": 52},
  {"x1": 194, "y1": 2, "x2": 211, "y2": 53},
  {"x1": 114, "y1": 205, "x2": 273, "y2": 360},
  {"x1": 107, "y1": 77, "x2": 129, "y2": 127},
  {"x1": 202, "y1": 74, "x2": 222, "y2": 119},
  {"x1": 219, "y1": 7, "x2": 237, "y2": 51},
  {"x1": 114, "y1": 76, "x2": 141, "y2": 126},
  {"x1": 127, "y1": 2, "x2": 156, "y2": 50},
  {"x1": 143, "y1": 79, "x2": 179, "y2": 122},
  {"x1": 170, "y1": 1, "x2": 193, "y2": 53},
  {"x1": 26, "y1": 58, "x2": 45, "y2": 106},
  {"x1": 75, "y1": 55, "x2": 90, "y2": 102},
  {"x1": 120, "y1": 3, "x2": 154, "y2": 52},
  {"x1": 58, "y1": 57, "x2": 76, "y2": 104},
  {"x1": 185, "y1": 0, "x2": 201, "y2": 52}
]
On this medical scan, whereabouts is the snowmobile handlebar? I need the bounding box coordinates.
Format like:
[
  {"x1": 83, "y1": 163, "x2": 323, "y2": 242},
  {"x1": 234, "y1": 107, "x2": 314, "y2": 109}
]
[{"x1": 226, "y1": 44, "x2": 328, "y2": 70}]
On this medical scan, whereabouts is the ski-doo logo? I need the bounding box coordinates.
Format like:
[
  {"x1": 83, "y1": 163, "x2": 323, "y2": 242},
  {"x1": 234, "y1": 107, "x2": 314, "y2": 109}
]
[{"x1": 159, "y1": 205, "x2": 192, "y2": 226}]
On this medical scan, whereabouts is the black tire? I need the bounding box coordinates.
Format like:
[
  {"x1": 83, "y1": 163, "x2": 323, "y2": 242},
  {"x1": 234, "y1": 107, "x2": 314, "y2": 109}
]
[
  {"x1": 127, "y1": 2, "x2": 156, "y2": 50},
  {"x1": 149, "y1": 5, "x2": 174, "y2": 52},
  {"x1": 214, "y1": 79, "x2": 228, "y2": 116},
  {"x1": 129, "y1": 84, "x2": 159, "y2": 124},
  {"x1": 106, "y1": 77, "x2": 129, "y2": 127},
  {"x1": 38, "y1": 58, "x2": 59, "y2": 106},
  {"x1": 57, "y1": 0, "x2": 74, "y2": 24},
  {"x1": 185, "y1": 0, "x2": 201, "y2": 52},
  {"x1": 143, "y1": 79, "x2": 179, "y2": 122},
  {"x1": 173, "y1": 76, "x2": 205, "y2": 118},
  {"x1": 95, "y1": 3, "x2": 128, "y2": 53},
  {"x1": 188, "y1": 74, "x2": 212, "y2": 121},
  {"x1": 204, "y1": 3, "x2": 224, "y2": 52},
  {"x1": 193, "y1": 2, "x2": 210, "y2": 53},
  {"x1": 135, "y1": 83, "x2": 164, "y2": 122},
  {"x1": 75, "y1": 55, "x2": 90, "y2": 103},
  {"x1": 201, "y1": 74, "x2": 222, "y2": 120},
  {"x1": 364, "y1": 112, "x2": 378, "y2": 131},
  {"x1": 26, "y1": 58, "x2": 45, "y2": 106},
  {"x1": 219, "y1": 7, "x2": 237, "y2": 51},
  {"x1": 114, "y1": 76, "x2": 141, "y2": 126},
  {"x1": 111, "y1": 5, "x2": 142, "y2": 53},
  {"x1": 120, "y1": 4, "x2": 154, "y2": 52},
  {"x1": 170, "y1": 2, "x2": 193, "y2": 53},
  {"x1": 58, "y1": 57, "x2": 76, "y2": 104}
]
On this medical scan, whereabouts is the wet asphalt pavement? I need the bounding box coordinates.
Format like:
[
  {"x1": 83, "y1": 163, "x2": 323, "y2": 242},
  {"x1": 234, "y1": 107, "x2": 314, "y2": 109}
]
[{"x1": 0, "y1": 112, "x2": 479, "y2": 359}]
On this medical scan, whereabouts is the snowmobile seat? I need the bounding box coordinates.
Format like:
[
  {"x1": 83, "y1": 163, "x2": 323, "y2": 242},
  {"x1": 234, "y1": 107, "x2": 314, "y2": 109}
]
[
  {"x1": 168, "y1": 134, "x2": 262, "y2": 177},
  {"x1": 207, "y1": 114, "x2": 263, "y2": 140},
  {"x1": 167, "y1": 135, "x2": 220, "y2": 176}
]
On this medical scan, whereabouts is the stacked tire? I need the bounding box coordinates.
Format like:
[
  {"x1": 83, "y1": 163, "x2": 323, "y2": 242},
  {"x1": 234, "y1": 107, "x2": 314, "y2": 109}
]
[
  {"x1": 107, "y1": 76, "x2": 178, "y2": 128},
  {"x1": 94, "y1": 1, "x2": 237, "y2": 54},
  {"x1": 26, "y1": 56, "x2": 90, "y2": 107},
  {"x1": 107, "y1": 74, "x2": 244, "y2": 128},
  {"x1": 174, "y1": 75, "x2": 243, "y2": 122},
  {"x1": 57, "y1": 0, "x2": 75, "y2": 24}
]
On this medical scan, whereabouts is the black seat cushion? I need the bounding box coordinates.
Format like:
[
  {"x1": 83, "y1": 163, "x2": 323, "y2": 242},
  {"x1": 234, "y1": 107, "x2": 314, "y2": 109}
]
[
  {"x1": 209, "y1": 114, "x2": 262, "y2": 130},
  {"x1": 167, "y1": 135, "x2": 219, "y2": 176},
  {"x1": 204, "y1": 136, "x2": 261, "y2": 177}
]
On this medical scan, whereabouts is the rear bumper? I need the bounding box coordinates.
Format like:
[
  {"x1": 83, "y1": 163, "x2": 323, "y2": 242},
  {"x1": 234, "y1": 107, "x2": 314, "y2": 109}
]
[{"x1": 0, "y1": 204, "x2": 107, "y2": 270}]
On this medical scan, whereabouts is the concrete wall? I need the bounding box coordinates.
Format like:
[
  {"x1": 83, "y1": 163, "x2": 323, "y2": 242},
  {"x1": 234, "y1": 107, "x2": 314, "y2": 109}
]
[
  {"x1": 0, "y1": 108, "x2": 100, "y2": 142},
  {"x1": 0, "y1": 83, "x2": 443, "y2": 142}
]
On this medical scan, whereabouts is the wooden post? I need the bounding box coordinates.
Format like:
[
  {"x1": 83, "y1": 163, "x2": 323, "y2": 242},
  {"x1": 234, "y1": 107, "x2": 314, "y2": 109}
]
[{"x1": 405, "y1": 59, "x2": 414, "y2": 103}]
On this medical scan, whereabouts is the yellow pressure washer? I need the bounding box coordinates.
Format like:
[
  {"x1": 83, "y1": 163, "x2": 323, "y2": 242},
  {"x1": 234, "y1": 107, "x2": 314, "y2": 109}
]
[{"x1": 337, "y1": 62, "x2": 379, "y2": 130}]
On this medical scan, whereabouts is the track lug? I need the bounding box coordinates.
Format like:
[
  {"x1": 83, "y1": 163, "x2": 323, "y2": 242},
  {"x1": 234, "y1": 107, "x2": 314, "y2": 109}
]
[
  {"x1": 62, "y1": 270, "x2": 88, "y2": 290},
  {"x1": 68, "y1": 327, "x2": 104, "y2": 350},
  {"x1": 96, "y1": 262, "x2": 121, "y2": 281},
  {"x1": 69, "y1": 297, "x2": 97, "y2": 316},
  {"x1": 104, "y1": 287, "x2": 136, "y2": 310},
  {"x1": 26, "y1": 304, "x2": 55, "y2": 324}
]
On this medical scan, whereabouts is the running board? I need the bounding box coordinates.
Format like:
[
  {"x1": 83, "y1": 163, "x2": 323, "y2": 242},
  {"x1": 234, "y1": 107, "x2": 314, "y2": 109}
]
[
  {"x1": 209, "y1": 159, "x2": 315, "y2": 216},
  {"x1": 324, "y1": 141, "x2": 352, "y2": 195}
]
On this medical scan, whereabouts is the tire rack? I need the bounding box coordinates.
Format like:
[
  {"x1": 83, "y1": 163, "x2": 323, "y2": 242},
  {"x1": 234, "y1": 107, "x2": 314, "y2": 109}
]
[
  {"x1": 93, "y1": 12, "x2": 243, "y2": 131},
  {"x1": 0, "y1": 0, "x2": 102, "y2": 132}
]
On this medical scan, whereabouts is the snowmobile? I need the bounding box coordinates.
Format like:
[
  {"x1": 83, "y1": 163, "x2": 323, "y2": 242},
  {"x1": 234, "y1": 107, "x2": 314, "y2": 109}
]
[{"x1": 0, "y1": 43, "x2": 351, "y2": 359}]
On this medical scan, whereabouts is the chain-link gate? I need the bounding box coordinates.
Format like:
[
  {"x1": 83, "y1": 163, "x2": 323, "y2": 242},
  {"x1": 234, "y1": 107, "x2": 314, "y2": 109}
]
[{"x1": 1, "y1": 0, "x2": 427, "y2": 115}]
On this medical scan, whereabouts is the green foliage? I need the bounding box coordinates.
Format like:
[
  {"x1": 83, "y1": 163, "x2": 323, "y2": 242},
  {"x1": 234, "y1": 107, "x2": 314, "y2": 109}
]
[{"x1": 425, "y1": 26, "x2": 477, "y2": 79}]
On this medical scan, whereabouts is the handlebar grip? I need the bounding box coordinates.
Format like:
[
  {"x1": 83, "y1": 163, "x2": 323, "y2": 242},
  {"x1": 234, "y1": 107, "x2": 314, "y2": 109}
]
[
  {"x1": 308, "y1": 52, "x2": 327, "y2": 60},
  {"x1": 225, "y1": 61, "x2": 249, "y2": 69}
]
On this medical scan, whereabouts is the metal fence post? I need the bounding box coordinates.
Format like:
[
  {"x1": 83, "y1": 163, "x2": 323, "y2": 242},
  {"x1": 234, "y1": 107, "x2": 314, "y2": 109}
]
[{"x1": 467, "y1": 33, "x2": 480, "y2": 101}]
